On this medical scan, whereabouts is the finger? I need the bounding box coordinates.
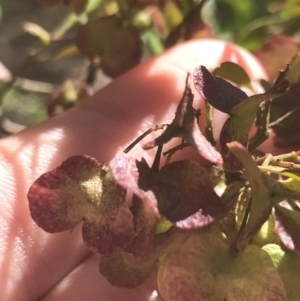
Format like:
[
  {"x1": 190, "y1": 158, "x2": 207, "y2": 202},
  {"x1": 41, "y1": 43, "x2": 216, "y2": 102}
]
[
  {"x1": 41, "y1": 254, "x2": 164, "y2": 301},
  {"x1": 0, "y1": 39, "x2": 267, "y2": 301}
]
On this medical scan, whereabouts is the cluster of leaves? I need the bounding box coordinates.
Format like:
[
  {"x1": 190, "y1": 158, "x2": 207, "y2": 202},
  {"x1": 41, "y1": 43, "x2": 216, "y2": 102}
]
[{"x1": 28, "y1": 57, "x2": 300, "y2": 300}]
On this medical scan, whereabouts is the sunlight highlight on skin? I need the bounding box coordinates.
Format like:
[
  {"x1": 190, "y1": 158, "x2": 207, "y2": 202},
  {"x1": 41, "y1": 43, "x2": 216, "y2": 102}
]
[
  {"x1": 35, "y1": 128, "x2": 64, "y2": 175},
  {"x1": 150, "y1": 290, "x2": 159, "y2": 299}
]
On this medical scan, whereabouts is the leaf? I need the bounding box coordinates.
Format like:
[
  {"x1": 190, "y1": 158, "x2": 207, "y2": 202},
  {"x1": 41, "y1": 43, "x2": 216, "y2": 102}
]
[
  {"x1": 124, "y1": 197, "x2": 158, "y2": 261},
  {"x1": 143, "y1": 74, "x2": 223, "y2": 164},
  {"x1": 81, "y1": 171, "x2": 135, "y2": 253},
  {"x1": 28, "y1": 155, "x2": 135, "y2": 254},
  {"x1": 193, "y1": 65, "x2": 248, "y2": 114},
  {"x1": 251, "y1": 214, "x2": 281, "y2": 247},
  {"x1": 263, "y1": 244, "x2": 300, "y2": 301},
  {"x1": 269, "y1": 81, "x2": 300, "y2": 146},
  {"x1": 275, "y1": 203, "x2": 300, "y2": 252},
  {"x1": 175, "y1": 209, "x2": 215, "y2": 230},
  {"x1": 228, "y1": 142, "x2": 275, "y2": 250},
  {"x1": 184, "y1": 118, "x2": 223, "y2": 165},
  {"x1": 165, "y1": 0, "x2": 212, "y2": 47},
  {"x1": 158, "y1": 227, "x2": 287, "y2": 301},
  {"x1": 212, "y1": 61, "x2": 253, "y2": 90},
  {"x1": 99, "y1": 252, "x2": 155, "y2": 288},
  {"x1": 221, "y1": 85, "x2": 288, "y2": 172},
  {"x1": 76, "y1": 15, "x2": 142, "y2": 77},
  {"x1": 28, "y1": 155, "x2": 104, "y2": 233},
  {"x1": 109, "y1": 152, "x2": 160, "y2": 217},
  {"x1": 155, "y1": 160, "x2": 225, "y2": 223}
]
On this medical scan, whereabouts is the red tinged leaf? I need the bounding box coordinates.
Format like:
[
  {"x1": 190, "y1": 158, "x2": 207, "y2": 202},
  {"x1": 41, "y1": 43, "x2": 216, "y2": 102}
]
[
  {"x1": 157, "y1": 227, "x2": 287, "y2": 301},
  {"x1": 99, "y1": 252, "x2": 155, "y2": 288},
  {"x1": 193, "y1": 65, "x2": 248, "y2": 113},
  {"x1": 155, "y1": 160, "x2": 225, "y2": 222},
  {"x1": 28, "y1": 155, "x2": 135, "y2": 254},
  {"x1": 125, "y1": 197, "x2": 158, "y2": 261},
  {"x1": 28, "y1": 155, "x2": 103, "y2": 233},
  {"x1": 76, "y1": 16, "x2": 142, "y2": 77},
  {"x1": 81, "y1": 171, "x2": 134, "y2": 254},
  {"x1": 109, "y1": 152, "x2": 160, "y2": 217}
]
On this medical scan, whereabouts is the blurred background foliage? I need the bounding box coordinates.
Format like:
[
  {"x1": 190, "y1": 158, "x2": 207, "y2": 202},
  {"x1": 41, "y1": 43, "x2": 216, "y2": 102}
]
[{"x1": 0, "y1": 0, "x2": 300, "y2": 137}]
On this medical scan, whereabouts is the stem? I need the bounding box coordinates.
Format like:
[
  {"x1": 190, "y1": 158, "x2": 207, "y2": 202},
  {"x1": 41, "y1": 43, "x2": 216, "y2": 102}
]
[
  {"x1": 163, "y1": 141, "x2": 190, "y2": 164},
  {"x1": 123, "y1": 124, "x2": 166, "y2": 153},
  {"x1": 204, "y1": 100, "x2": 216, "y2": 146},
  {"x1": 249, "y1": 100, "x2": 270, "y2": 152},
  {"x1": 151, "y1": 144, "x2": 163, "y2": 173}
]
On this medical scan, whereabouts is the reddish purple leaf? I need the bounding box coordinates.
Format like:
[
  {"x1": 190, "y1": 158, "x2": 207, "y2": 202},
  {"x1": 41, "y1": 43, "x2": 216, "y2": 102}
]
[
  {"x1": 155, "y1": 160, "x2": 225, "y2": 222},
  {"x1": 109, "y1": 152, "x2": 160, "y2": 217},
  {"x1": 184, "y1": 118, "x2": 223, "y2": 164},
  {"x1": 175, "y1": 209, "x2": 214, "y2": 230},
  {"x1": 193, "y1": 65, "x2": 248, "y2": 113}
]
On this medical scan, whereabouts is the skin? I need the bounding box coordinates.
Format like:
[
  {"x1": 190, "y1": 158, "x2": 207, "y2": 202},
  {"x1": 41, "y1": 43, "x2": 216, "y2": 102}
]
[{"x1": 0, "y1": 39, "x2": 277, "y2": 301}]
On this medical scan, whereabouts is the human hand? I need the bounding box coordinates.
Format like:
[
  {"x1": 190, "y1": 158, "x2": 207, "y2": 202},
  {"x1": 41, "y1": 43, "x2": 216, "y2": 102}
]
[{"x1": 0, "y1": 39, "x2": 269, "y2": 301}]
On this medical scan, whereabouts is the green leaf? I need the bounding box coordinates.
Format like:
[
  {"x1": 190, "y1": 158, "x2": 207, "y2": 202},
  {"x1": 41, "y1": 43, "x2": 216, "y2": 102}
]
[
  {"x1": 251, "y1": 214, "x2": 281, "y2": 247},
  {"x1": 213, "y1": 61, "x2": 253, "y2": 90},
  {"x1": 228, "y1": 142, "x2": 278, "y2": 250},
  {"x1": 221, "y1": 86, "x2": 288, "y2": 172},
  {"x1": 76, "y1": 15, "x2": 142, "y2": 77},
  {"x1": 263, "y1": 244, "x2": 300, "y2": 301},
  {"x1": 158, "y1": 227, "x2": 286, "y2": 301}
]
